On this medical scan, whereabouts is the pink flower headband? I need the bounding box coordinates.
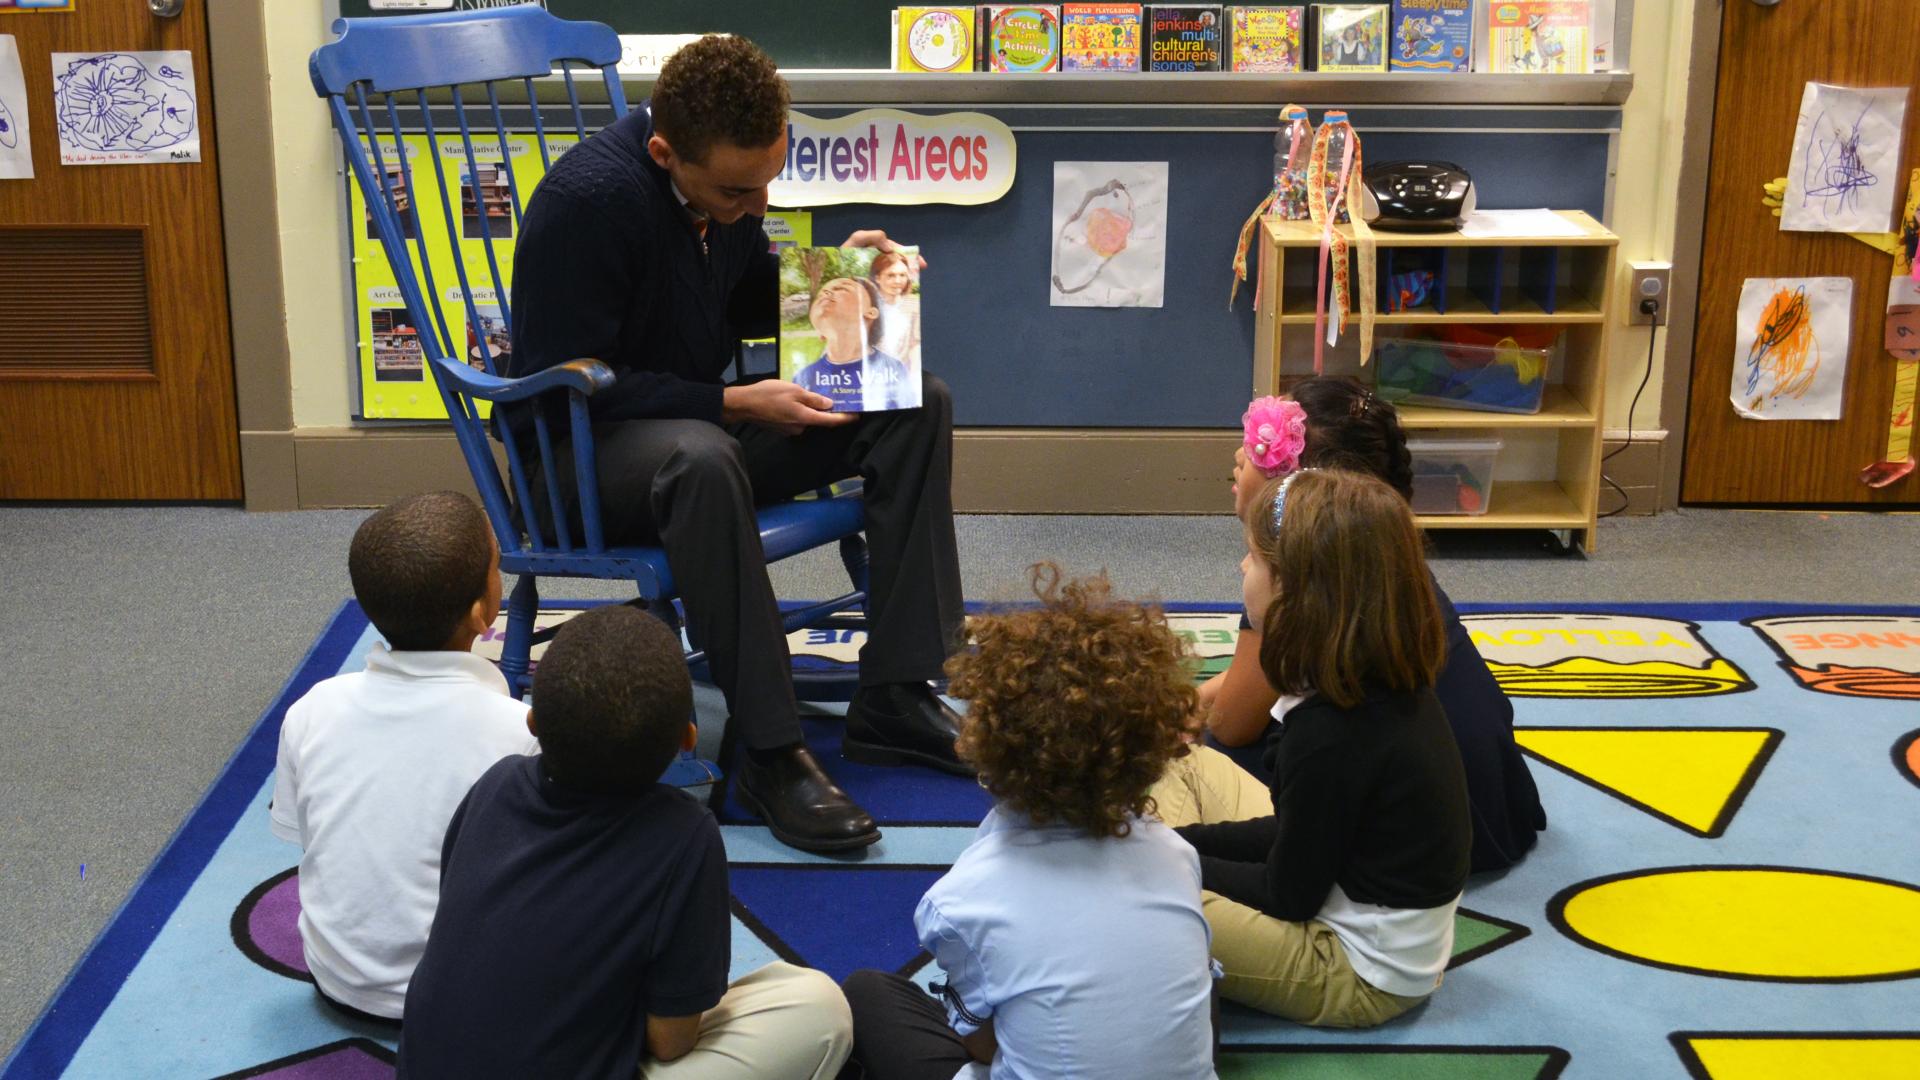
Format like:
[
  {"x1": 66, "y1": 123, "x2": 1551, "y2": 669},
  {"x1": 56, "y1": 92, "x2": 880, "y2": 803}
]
[{"x1": 1241, "y1": 396, "x2": 1308, "y2": 478}]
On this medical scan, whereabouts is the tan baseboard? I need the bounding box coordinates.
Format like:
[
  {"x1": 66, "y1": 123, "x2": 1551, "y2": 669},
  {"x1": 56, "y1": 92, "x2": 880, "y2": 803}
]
[
  {"x1": 277, "y1": 426, "x2": 1242, "y2": 512},
  {"x1": 240, "y1": 431, "x2": 300, "y2": 512},
  {"x1": 1599, "y1": 435, "x2": 1666, "y2": 515},
  {"x1": 267, "y1": 425, "x2": 1672, "y2": 516},
  {"x1": 292, "y1": 427, "x2": 484, "y2": 509},
  {"x1": 956, "y1": 429, "x2": 1239, "y2": 513}
]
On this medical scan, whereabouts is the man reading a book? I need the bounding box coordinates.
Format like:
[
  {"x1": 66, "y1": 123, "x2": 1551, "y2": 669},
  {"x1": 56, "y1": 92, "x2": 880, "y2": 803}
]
[
  {"x1": 794, "y1": 277, "x2": 914, "y2": 412},
  {"x1": 504, "y1": 34, "x2": 967, "y2": 855}
]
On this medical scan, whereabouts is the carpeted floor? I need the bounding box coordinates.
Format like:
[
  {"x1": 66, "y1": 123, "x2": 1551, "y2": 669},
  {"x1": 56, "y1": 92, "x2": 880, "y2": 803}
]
[{"x1": 5, "y1": 591, "x2": 1919, "y2": 1079}]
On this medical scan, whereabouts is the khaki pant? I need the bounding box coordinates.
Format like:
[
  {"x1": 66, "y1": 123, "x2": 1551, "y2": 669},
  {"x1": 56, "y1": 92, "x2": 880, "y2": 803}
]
[
  {"x1": 1149, "y1": 746, "x2": 1428, "y2": 1028},
  {"x1": 640, "y1": 962, "x2": 853, "y2": 1080}
]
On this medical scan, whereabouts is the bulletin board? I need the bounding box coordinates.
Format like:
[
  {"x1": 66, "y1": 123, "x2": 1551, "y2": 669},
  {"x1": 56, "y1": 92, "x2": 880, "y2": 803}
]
[{"x1": 347, "y1": 132, "x2": 575, "y2": 420}]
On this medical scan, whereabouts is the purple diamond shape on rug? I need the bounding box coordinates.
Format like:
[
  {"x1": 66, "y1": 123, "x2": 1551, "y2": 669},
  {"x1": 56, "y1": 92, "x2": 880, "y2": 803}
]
[
  {"x1": 730, "y1": 866, "x2": 945, "y2": 984},
  {"x1": 210, "y1": 1037, "x2": 394, "y2": 1079},
  {"x1": 231, "y1": 866, "x2": 310, "y2": 980},
  {"x1": 718, "y1": 714, "x2": 991, "y2": 827}
]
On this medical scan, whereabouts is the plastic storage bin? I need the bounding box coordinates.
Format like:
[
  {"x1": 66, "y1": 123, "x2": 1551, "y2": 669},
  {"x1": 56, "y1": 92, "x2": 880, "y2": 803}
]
[
  {"x1": 1374, "y1": 337, "x2": 1548, "y2": 415},
  {"x1": 1407, "y1": 437, "x2": 1501, "y2": 516}
]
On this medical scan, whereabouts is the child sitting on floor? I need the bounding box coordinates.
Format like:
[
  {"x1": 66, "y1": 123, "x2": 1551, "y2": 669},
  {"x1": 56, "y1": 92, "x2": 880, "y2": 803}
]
[
  {"x1": 1201, "y1": 377, "x2": 1545, "y2": 873},
  {"x1": 397, "y1": 604, "x2": 850, "y2": 1080},
  {"x1": 841, "y1": 566, "x2": 1218, "y2": 1080},
  {"x1": 1153, "y1": 469, "x2": 1472, "y2": 1027},
  {"x1": 270, "y1": 490, "x2": 535, "y2": 1023}
]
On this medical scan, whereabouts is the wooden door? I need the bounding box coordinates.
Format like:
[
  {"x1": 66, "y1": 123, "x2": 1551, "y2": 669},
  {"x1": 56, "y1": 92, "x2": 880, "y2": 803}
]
[
  {"x1": 0, "y1": 1, "x2": 239, "y2": 500},
  {"x1": 1683, "y1": 0, "x2": 1920, "y2": 505}
]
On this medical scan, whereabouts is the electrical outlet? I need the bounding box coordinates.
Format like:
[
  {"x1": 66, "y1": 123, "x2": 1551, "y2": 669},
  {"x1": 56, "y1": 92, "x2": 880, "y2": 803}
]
[{"x1": 1628, "y1": 261, "x2": 1672, "y2": 326}]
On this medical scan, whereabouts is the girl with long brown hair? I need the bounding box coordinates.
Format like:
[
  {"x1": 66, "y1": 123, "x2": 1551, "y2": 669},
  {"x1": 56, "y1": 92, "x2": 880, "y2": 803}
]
[
  {"x1": 1204, "y1": 376, "x2": 1544, "y2": 873},
  {"x1": 1150, "y1": 468, "x2": 1472, "y2": 1028}
]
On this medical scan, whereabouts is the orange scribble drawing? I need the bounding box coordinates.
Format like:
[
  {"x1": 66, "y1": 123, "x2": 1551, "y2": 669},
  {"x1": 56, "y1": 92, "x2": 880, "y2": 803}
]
[{"x1": 1744, "y1": 285, "x2": 1821, "y2": 411}]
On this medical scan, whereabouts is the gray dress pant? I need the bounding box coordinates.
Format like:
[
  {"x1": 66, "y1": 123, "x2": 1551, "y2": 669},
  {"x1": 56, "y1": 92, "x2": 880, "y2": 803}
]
[{"x1": 530, "y1": 373, "x2": 962, "y2": 751}]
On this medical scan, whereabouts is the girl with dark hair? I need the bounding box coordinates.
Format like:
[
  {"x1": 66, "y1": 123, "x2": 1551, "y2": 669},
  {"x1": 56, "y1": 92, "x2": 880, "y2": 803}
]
[{"x1": 1201, "y1": 376, "x2": 1545, "y2": 873}]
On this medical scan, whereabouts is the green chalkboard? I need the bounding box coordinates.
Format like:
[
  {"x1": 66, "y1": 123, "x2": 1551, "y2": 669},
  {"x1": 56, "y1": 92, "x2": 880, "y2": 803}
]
[{"x1": 336, "y1": 1, "x2": 902, "y2": 70}]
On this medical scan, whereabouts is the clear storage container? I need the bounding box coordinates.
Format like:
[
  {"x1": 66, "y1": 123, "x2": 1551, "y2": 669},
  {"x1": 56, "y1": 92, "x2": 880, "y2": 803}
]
[
  {"x1": 1375, "y1": 337, "x2": 1549, "y2": 415},
  {"x1": 1406, "y1": 437, "x2": 1501, "y2": 516}
]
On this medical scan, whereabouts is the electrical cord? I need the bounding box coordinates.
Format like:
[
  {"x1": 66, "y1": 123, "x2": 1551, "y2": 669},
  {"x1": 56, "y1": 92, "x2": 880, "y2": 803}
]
[{"x1": 1599, "y1": 298, "x2": 1662, "y2": 518}]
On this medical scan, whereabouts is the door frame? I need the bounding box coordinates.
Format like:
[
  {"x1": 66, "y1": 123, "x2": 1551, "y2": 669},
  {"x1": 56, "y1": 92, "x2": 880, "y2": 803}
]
[
  {"x1": 209, "y1": 0, "x2": 297, "y2": 510},
  {"x1": 1659, "y1": 0, "x2": 1728, "y2": 512}
]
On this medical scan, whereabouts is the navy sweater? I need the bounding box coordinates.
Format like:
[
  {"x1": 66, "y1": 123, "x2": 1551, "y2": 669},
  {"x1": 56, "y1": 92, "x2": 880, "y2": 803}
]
[{"x1": 504, "y1": 103, "x2": 778, "y2": 439}]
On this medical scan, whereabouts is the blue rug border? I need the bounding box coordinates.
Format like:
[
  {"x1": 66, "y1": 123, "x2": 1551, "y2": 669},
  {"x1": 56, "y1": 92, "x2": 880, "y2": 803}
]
[
  {"x1": 9, "y1": 597, "x2": 1918, "y2": 1077},
  {"x1": 1, "y1": 602, "x2": 370, "y2": 1080}
]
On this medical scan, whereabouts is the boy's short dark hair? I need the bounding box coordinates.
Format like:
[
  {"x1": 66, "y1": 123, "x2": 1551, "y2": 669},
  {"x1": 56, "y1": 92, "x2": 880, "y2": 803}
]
[
  {"x1": 532, "y1": 605, "x2": 692, "y2": 794},
  {"x1": 650, "y1": 35, "x2": 789, "y2": 165},
  {"x1": 348, "y1": 491, "x2": 494, "y2": 651}
]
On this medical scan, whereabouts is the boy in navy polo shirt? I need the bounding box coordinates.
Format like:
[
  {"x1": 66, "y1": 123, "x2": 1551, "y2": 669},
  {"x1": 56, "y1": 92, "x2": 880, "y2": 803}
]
[{"x1": 397, "y1": 605, "x2": 851, "y2": 1080}]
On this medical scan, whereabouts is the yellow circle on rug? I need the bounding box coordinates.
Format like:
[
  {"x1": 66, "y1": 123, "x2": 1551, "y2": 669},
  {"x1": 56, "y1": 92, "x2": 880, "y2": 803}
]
[{"x1": 1557, "y1": 867, "x2": 1920, "y2": 980}]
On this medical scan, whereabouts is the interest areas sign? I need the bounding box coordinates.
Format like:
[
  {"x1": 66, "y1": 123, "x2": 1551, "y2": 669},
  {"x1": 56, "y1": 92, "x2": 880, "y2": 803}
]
[{"x1": 770, "y1": 108, "x2": 1017, "y2": 207}]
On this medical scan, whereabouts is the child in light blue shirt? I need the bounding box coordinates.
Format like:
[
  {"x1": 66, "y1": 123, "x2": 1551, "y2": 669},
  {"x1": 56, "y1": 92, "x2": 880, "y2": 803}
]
[{"x1": 842, "y1": 565, "x2": 1218, "y2": 1080}]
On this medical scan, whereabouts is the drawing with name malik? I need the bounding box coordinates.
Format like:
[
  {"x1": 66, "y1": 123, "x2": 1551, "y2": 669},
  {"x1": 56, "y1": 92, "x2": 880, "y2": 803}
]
[{"x1": 779, "y1": 246, "x2": 923, "y2": 413}]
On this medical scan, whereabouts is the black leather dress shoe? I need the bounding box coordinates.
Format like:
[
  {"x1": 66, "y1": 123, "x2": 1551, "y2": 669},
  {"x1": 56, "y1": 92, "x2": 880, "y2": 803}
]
[
  {"x1": 736, "y1": 743, "x2": 880, "y2": 854},
  {"x1": 842, "y1": 682, "x2": 972, "y2": 777}
]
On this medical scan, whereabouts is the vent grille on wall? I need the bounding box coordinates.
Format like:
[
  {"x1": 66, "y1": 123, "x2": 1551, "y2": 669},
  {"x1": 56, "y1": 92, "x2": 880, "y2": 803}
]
[{"x1": 0, "y1": 228, "x2": 154, "y2": 376}]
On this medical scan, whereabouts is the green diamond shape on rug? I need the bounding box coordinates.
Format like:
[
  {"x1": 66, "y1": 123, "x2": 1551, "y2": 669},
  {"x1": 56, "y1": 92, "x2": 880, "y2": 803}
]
[
  {"x1": 1218, "y1": 1046, "x2": 1568, "y2": 1079},
  {"x1": 1449, "y1": 906, "x2": 1531, "y2": 970}
]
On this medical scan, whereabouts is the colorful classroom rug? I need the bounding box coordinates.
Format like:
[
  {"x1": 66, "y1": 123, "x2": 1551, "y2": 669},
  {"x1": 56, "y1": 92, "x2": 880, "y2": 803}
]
[{"x1": 7, "y1": 601, "x2": 1920, "y2": 1080}]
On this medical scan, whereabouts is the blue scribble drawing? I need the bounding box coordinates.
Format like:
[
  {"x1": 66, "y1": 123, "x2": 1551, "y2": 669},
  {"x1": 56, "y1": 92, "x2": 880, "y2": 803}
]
[
  {"x1": 0, "y1": 96, "x2": 17, "y2": 150},
  {"x1": 1801, "y1": 104, "x2": 1879, "y2": 220},
  {"x1": 53, "y1": 53, "x2": 195, "y2": 154}
]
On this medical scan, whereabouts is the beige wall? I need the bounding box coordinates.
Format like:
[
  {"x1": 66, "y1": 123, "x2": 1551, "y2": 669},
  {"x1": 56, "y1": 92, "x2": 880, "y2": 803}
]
[
  {"x1": 261, "y1": 0, "x2": 1695, "y2": 469},
  {"x1": 1603, "y1": 0, "x2": 1692, "y2": 435},
  {"x1": 267, "y1": 0, "x2": 355, "y2": 428}
]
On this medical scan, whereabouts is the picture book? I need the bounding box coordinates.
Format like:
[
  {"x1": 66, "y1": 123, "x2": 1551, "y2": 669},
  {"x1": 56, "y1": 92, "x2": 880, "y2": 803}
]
[
  {"x1": 779, "y1": 247, "x2": 925, "y2": 413},
  {"x1": 1147, "y1": 5, "x2": 1223, "y2": 71},
  {"x1": 1314, "y1": 4, "x2": 1387, "y2": 72},
  {"x1": 984, "y1": 5, "x2": 1063, "y2": 72},
  {"x1": 1226, "y1": 6, "x2": 1304, "y2": 72},
  {"x1": 1389, "y1": 0, "x2": 1469, "y2": 72},
  {"x1": 1062, "y1": 3, "x2": 1144, "y2": 72},
  {"x1": 1486, "y1": 0, "x2": 1590, "y2": 74},
  {"x1": 895, "y1": 6, "x2": 977, "y2": 72}
]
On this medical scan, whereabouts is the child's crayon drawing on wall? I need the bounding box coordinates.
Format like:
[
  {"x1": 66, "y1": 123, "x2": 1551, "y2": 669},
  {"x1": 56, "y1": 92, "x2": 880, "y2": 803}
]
[{"x1": 1730, "y1": 277, "x2": 1852, "y2": 421}]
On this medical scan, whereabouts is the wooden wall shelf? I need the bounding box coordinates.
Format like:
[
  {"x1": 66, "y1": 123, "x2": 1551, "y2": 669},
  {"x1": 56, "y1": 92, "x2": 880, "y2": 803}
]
[{"x1": 523, "y1": 71, "x2": 1635, "y2": 108}]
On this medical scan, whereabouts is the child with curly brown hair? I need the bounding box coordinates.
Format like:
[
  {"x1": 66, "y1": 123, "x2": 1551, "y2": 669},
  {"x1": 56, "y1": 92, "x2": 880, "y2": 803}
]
[
  {"x1": 840, "y1": 566, "x2": 1218, "y2": 1080},
  {"x1": 1151, "y1": 468, "x2": 1472, "y2": 1029}
]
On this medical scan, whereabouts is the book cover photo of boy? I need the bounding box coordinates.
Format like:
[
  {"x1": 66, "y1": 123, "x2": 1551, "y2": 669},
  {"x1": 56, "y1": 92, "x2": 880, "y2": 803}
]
[{"x1": 780, "y1": 247, "x2": 921, "y2": 413}]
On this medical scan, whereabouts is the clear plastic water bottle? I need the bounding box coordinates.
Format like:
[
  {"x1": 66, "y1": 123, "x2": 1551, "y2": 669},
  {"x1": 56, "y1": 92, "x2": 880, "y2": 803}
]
[
  {"x1": 1320, "y1": 110, "x2": 1353, "y2": 223},
  {"x1": 1273, "y1": 105, "x2": 1313, "y2": 220}
]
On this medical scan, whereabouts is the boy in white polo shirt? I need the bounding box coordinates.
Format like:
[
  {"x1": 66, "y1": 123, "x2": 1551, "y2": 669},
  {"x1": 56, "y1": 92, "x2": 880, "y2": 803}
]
[{"x1": 270, "y1": 490, "x2": 536, "y2": 1023}]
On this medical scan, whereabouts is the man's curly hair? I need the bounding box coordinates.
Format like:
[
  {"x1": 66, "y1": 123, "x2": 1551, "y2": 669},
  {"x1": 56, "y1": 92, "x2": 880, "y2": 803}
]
[
  {"x1": 651, "y1": 35, "x2": 790, "y2": 165},
  {"x1": 946, "y1": 564, "x2": 1197, "y2": 838}
]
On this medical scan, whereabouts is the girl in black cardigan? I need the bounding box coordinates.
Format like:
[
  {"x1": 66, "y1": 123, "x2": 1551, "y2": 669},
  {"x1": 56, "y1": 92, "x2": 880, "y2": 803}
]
[{"x1": 1150, "y1": 468, "x2": 1472, "y2": 1027}]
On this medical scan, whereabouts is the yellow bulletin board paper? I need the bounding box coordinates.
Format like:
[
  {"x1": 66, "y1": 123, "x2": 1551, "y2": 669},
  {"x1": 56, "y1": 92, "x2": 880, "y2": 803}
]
[{"x1": 347, "y1": 132, "x2": 577, "y2": 420}]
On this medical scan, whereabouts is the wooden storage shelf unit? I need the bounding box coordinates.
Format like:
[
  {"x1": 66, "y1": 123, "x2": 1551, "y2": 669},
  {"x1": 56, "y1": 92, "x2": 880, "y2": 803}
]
[{"x1": 1252, "y1": 210, "x2": 1617, "y2": 552}]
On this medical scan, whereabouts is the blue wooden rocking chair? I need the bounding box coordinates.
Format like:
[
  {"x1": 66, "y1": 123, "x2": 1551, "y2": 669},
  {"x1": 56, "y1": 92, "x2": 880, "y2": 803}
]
[{"x1": 310, "y1": 7, "x2": 869, "y2": 787}]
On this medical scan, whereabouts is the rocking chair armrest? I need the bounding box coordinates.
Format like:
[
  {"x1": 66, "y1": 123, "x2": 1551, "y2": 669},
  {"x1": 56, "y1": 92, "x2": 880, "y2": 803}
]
[{"x1": 433, "y1": 356, "x2": 615, "y2": 403}]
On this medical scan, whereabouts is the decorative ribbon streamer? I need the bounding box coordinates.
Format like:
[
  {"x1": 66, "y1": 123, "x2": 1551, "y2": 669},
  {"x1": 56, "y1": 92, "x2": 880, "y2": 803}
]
[
  {"x1": 1305, "y1": 111, "x2": 1373, "y2": 373},
  {"x1": 1230, "y1": 105, "x2": 1312, "y2": 310}
]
